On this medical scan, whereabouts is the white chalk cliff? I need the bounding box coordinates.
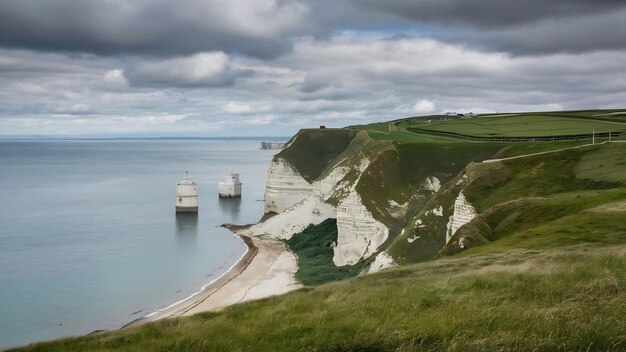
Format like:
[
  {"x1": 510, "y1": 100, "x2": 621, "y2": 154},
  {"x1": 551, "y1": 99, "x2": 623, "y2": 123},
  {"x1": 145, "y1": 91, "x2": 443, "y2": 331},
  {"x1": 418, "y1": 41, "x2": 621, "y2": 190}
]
[
  {"x1": 264, "y1": 158, "x2": 312, "y2": 213},
  {"x1": 445, "y1": 191, "x2": 477, "y2": 243},
  {"x1": 256, "y1": 156, "x2": 390, "y2": 268},
  {"x1": 250, "y1": 195, "x2": 336, "y2": 240},
  {"x1": 334, "y1": 189, "x2": 389, "y2": 266},
  {"x1": 333, "y1": 159, "x2": 389, "y2": 266},
  {"x1": 251, "y1": 160, "x2": 350, "y2": 240}
]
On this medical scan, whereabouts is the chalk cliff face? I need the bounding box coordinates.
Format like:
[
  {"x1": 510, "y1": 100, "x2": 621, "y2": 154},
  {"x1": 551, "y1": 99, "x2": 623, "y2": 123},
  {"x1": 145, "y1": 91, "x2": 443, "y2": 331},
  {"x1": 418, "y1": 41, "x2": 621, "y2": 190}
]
[
  {"x1": 251, "y1": 159, "x2": 349, "y2": 240},
  {"x1": 334, "y1": 189, "x2": 389, "y2": 266},
  {"x1": 257, "y1": 152, "x2": 390, "y2": 268},
  {"x1": 328, "y1": 158, "x2": 388, "y2": 266},
  {"x1": 250, "y1": 195, "x2": 336, "y2": 240},
  {"x1": 264, "y1": 158, "x2": 313, "y2": 214},
  {"x1": 445, "y1": 191, "x2": 477, "y2": 243}
]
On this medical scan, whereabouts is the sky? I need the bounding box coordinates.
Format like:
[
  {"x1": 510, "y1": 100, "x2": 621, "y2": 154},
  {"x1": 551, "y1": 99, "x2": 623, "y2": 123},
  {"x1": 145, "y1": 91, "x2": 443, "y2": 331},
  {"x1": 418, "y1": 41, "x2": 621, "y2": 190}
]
[{"x1": 1, "y1": 0, "x2": 625, "y2": 137}]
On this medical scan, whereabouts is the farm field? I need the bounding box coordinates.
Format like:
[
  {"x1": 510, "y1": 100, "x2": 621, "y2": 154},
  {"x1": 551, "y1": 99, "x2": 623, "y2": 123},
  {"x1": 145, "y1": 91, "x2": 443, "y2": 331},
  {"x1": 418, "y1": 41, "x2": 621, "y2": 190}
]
[{"x1": 394, "y1": 110, "x2": 626, "y2": 138}]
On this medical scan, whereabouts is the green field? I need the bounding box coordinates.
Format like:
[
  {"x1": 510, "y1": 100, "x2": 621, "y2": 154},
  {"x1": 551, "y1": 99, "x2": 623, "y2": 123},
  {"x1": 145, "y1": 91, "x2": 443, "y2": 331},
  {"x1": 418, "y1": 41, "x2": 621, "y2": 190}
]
[{"x1": 401, "y1": 113, "x2": 626, "y2": 137}]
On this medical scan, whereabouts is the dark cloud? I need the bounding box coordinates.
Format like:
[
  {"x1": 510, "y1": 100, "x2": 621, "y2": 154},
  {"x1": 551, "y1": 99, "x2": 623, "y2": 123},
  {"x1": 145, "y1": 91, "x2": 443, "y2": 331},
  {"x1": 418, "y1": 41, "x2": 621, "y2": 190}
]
[
  {"x1": 0, "y1": 0, "x2": 299, "y2": 59},
  {"x1": 460, "y1": 9, "x2": 626, "y2": 54},
  {"x1": 355, "y1": 0, "x2": 626, "y2": 54},
  {"x1": 0, "y1": 0, "x2": 625, "y2": 57},
  {"x1": 356, "y1": 0, "x2": 626, "y2": 29}
]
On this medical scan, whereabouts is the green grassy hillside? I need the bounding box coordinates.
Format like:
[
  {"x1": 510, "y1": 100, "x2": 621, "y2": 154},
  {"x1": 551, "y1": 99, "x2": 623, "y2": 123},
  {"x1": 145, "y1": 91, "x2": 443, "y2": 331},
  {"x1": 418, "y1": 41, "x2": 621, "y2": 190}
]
[{"x1": 394, "y1": 110, "x2": 626, "y2": 139}]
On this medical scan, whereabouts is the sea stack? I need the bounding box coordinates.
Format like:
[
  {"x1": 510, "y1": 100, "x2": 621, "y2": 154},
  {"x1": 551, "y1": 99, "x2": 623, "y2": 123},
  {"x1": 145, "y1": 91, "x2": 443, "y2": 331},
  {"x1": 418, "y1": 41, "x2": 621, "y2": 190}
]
[
  {"x1": 176, "y1": 171, "x2": 198, "y2": 213},
  {"x1": 218, "y1": 173, "x2": 242, "y2": 198}
]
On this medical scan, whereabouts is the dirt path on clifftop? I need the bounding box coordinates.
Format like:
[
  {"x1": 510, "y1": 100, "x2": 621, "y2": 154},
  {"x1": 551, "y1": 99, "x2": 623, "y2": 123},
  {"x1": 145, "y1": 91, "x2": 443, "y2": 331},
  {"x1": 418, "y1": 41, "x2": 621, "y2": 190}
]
[{"x1": 483, "y1": 141, "x2": 614, "y2": 164}]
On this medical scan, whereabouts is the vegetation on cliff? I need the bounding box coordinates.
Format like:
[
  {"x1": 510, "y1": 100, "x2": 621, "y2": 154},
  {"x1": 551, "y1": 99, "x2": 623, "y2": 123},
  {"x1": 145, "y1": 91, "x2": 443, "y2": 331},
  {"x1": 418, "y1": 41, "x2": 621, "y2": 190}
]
[
  {"x1": 277, "y1": 128, "x2": 357, "y2": 182},
  {"x1": 285, "y1": 219, "x2": 369, "y2": 286}
]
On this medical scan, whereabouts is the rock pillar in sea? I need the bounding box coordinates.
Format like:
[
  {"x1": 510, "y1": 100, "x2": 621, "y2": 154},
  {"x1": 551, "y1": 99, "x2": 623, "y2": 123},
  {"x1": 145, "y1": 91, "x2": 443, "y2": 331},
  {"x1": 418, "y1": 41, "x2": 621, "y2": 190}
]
[
  {"x1": 176, "y1": 171, "x2": 198, "y2": 213},
  {"x1": 218, "y1": 173, "x2": 242, "y2": 198}
]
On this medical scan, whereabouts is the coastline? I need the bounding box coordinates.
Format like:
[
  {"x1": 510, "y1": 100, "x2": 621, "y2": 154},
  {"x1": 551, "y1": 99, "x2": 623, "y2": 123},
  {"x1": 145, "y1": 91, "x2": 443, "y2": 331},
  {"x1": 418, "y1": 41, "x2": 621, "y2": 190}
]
[{"x1": 125, "y1": 225, "x2": 301, "y2": 327}]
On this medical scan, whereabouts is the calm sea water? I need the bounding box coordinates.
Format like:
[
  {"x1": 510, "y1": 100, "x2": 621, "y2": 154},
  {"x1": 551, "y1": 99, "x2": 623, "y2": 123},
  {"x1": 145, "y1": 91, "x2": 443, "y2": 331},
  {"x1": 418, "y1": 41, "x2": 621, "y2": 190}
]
[{"x1": 0, "y1": 139, "x2": 282, "y2": 349}]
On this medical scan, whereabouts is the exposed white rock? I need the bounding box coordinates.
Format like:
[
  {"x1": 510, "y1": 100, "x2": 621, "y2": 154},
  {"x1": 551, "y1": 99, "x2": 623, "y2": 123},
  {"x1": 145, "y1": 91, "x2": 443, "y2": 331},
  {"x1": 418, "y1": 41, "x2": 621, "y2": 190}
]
[
  {"x1": 264, "y1": 158, "x2": 312, "y2": 213},
  {"x1": 332, "y1": 159, "x2": 390, "y2": 266},
  {"x1": 252, "y1": 158, "x2": 349, "y2": 240},
  {"x1": 312, "y1": 164, "x2": 350, "y2": 201},
  {"x1": 259, "y1": 155, "x2": 390, "y2": 268},
  {"x1": 424, "y1": 176, "x2": 441, "y2": 192},
  {"x1": 334, "y1": 189, "x2": 389, "y2": 266},
  {"x1": 445, "y1": 191, "x2": 477, "y2": 243},
  {"x1": 407, "y1": 235, "x2": 420, "y2": 243},
  {"x1": 363, "y1": 252, "x2": 396, "y2": 274},
  {"x1": 250, "y1": 196, "x2": 336, "y2": 240},
  {"x1": 388, "y1": 199, "x2": 409, "y2": 218},
  {"x1": 432, "y1": 205, "x2": 443, "y2": 217}
]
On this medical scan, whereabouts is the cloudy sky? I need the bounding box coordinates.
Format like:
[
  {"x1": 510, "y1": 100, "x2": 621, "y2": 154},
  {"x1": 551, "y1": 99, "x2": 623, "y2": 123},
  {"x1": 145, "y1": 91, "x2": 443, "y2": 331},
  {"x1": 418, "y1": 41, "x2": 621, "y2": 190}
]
[{"x1": 1, "y1": 0, "x2": 625, "y2": 137}]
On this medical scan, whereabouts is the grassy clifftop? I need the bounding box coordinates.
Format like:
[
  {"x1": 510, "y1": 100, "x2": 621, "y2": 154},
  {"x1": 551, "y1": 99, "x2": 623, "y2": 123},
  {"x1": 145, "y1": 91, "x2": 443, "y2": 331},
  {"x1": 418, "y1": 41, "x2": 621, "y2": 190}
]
[{"x1": 276, "y1": 128, "x2": 358, "y2": 182}]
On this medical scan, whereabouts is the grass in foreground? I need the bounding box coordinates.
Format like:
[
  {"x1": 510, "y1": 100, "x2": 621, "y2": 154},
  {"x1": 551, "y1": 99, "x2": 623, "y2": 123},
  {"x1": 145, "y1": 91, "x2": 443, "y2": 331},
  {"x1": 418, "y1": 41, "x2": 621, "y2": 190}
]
[{"x1": 14, "y1": 244, "x2": 626, "y2": 351}]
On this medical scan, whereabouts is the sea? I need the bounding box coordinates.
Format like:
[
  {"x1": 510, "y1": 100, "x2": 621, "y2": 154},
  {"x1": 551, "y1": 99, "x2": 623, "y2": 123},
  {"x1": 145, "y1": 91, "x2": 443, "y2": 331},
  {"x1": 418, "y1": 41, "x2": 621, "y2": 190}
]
[{"x1": 0, "y1": 138, "x2": 284, "y2": 349}]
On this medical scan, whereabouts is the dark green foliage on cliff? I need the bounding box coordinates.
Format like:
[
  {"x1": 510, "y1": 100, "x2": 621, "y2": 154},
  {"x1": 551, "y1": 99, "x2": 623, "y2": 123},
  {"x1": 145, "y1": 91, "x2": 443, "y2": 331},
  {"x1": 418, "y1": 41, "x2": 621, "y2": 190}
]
[
  {"x1": 277, "y1": 128, "x2": 357, "y2": 182},
  {"x1": 356, "y1": 142, "x2": 505, "y2": 235},
  {"x1": 285, "y1": 218, "x2": 369, "y2": 285}
]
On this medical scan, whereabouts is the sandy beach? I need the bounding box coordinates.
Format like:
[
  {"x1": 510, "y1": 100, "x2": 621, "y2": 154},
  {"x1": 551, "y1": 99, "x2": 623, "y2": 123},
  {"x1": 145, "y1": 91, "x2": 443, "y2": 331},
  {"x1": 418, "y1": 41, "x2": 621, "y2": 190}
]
[{"x1": 126, "y1": 226, "x2": 301, "y2": 327}]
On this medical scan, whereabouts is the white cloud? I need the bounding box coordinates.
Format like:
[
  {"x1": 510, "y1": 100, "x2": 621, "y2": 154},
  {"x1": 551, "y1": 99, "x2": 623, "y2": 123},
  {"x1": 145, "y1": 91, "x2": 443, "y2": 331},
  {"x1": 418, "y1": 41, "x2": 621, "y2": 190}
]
[
  {"x1": 222, "y1": 102, "x2": 254, "y2": 114},
  {"x1": 192, "y1": 0, "x2": 308, "y2": 38},
  {"x1": 103, "y1": 69, "x2": 127, "y2": 86},
  {"x1": 127, "y1": 52, "x2": 250, "y2": 87},
  {"x1": 413, "y1": 99, "x2": 436, "y2": 113}
]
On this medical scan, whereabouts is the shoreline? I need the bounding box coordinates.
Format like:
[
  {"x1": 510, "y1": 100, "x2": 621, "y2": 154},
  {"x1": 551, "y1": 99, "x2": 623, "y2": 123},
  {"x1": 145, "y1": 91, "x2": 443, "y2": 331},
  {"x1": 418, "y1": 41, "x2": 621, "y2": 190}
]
[{"x1": 125, "y1": 224, "x2": 301, "y2": 328}]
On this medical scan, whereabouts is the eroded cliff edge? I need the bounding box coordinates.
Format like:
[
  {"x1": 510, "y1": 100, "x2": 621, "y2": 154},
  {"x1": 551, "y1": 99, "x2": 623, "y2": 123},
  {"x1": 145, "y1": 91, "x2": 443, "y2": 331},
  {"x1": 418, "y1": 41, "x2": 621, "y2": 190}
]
[{"x1": 249, "y1": 127, "x2": 513, "y2": 275}]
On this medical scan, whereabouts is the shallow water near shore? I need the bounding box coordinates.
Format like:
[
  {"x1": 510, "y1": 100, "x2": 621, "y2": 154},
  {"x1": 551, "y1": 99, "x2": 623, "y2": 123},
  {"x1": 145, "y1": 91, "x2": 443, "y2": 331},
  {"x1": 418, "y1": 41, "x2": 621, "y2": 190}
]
[{"x1": 0, "y1": 139, "x2": 282, "y2": 349}]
